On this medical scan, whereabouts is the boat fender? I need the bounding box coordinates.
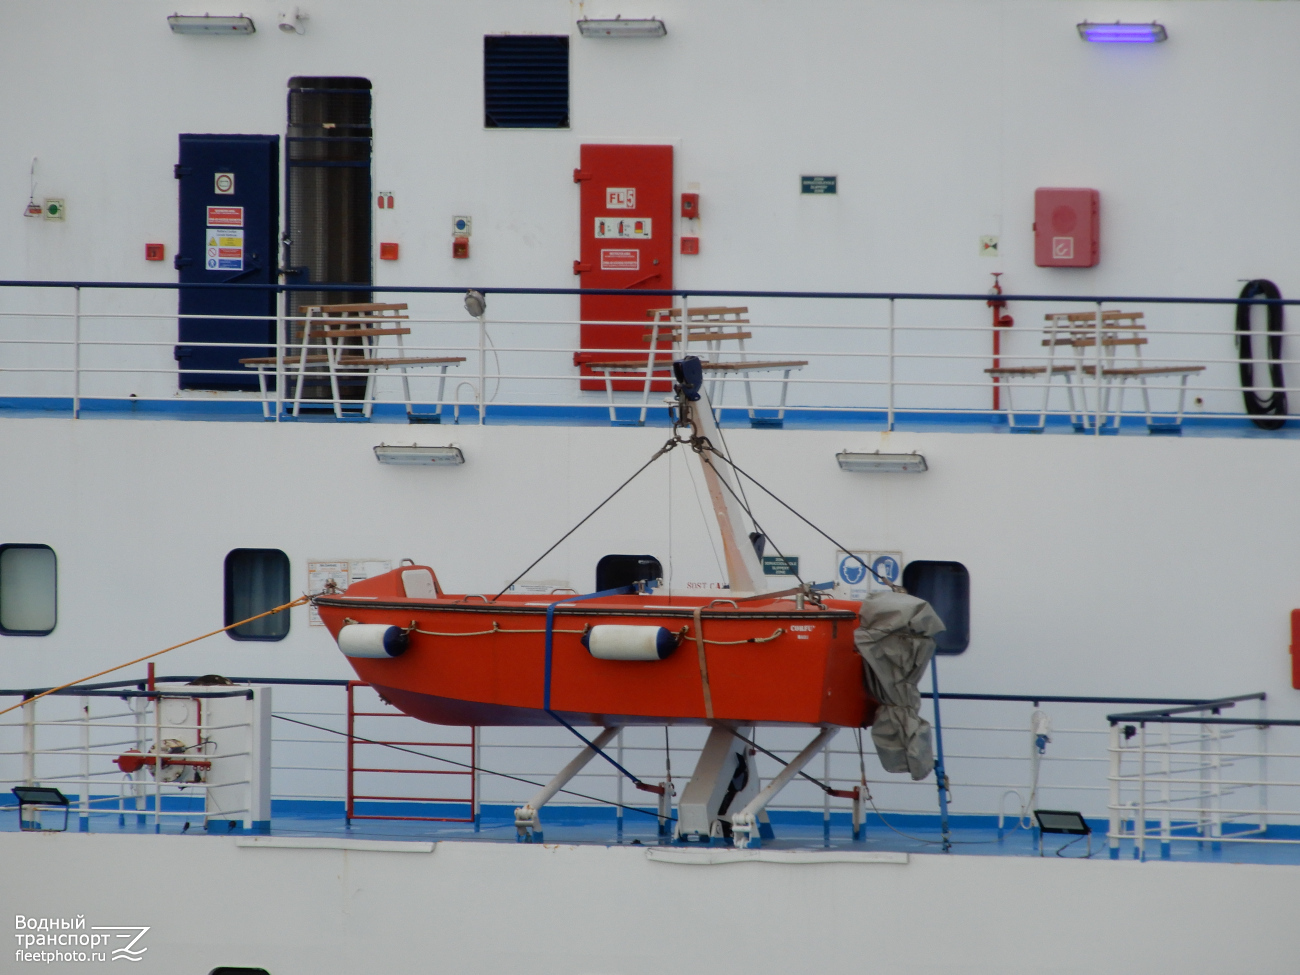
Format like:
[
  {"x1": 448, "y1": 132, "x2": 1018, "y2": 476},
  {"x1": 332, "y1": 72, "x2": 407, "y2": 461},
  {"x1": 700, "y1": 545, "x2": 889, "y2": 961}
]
[
  {"x1": 583, "y1": 624, "x2": 677, "y2": 661},
  {"x1": 338, "y1": 623, "x2": 409, "y2": 659}
]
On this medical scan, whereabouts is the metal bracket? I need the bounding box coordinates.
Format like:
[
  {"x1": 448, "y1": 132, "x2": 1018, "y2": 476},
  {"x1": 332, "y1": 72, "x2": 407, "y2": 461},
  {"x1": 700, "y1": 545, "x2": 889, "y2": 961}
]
[{"x1": 514, "y1": 726, "x2": 621, "y2": 843}]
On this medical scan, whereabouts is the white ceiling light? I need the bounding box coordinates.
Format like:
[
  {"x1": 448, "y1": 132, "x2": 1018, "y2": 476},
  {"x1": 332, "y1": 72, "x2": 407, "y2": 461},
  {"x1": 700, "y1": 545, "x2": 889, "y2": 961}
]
[
  {"x1": 168, "y1": 14, "x2": 256, "y2": 34},
  {"x1": 836, "y1": 451, "x2": 927, "y2": 473},
  {"x1": 577, "y1": 17, "x2": 667, "y2": 38},
  {"x1": 374, "y1": 444, "x2": 465, "y2": 466}
]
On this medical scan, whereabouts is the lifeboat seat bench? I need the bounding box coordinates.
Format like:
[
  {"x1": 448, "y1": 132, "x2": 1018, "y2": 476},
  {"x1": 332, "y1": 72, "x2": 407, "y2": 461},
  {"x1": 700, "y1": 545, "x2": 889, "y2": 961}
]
[
  {"x1": 575, "y1": 306, "x2": 807, "y2": 427},
  {"x1": 240, "y1": 302, "x2": 465, "y2": 422},
  {"x1": 985, "y1": 310, "x2": 1205, "y2": 435}
]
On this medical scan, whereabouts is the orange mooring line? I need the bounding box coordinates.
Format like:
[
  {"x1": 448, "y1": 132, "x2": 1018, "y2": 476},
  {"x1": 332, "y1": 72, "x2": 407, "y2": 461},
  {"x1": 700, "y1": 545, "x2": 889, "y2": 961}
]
[{"x1": 0, "y1": 595, "x2": 310, "y2": 718}]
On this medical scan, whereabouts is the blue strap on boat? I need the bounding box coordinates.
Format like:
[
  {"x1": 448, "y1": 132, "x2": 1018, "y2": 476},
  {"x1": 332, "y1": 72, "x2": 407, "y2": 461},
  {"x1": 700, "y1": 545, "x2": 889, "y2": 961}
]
[{"x1": 543, "y1": 585, "x2": 653, "y2": 788}]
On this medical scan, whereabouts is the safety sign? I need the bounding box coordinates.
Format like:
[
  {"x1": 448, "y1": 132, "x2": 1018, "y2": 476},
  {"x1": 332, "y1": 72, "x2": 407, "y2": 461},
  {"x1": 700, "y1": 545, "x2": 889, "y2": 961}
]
[
  {"x1": 762, "y1": 555, "x2": 800, "y2": 576},
  {"x1": 214, "y1": 172, "x2": 235, "y2": 195},
  {"x1": 306, "y1": 559, "x2": 394, "y2": 624},
  {"x1": 605, "y1": 187, "x2": 636, "y2": 209},
  {"x1": 1052, "y1": 237, "x2": 1074, "y2": 260},
  {"x1": 206, "y1": 227, "x2": 243, "y2": 271},
  {"x1": 801, "y1": 175, "x2": 837, "y2": 194},
  {"x1": 600, "y1": 248, "x2": 639, "y2": 271},
  {"x1": 206, "y1": 206, "x2": 243, "y2": 227},
  {"x1": 833, "y1": 550, "x2": 902, "y2": 600},
  {"x1": 595, "y1": 217, "x2": 652, "y2": 239}
]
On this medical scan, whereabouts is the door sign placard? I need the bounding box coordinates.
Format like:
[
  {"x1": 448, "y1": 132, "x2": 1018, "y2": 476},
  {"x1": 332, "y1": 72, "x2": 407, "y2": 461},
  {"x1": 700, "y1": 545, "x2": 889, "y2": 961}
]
[
  {"x1": 206, "y1": 206, "x2": 243, "y2": 227},
  {"x1": 206, "y1": 227, "x2": 244, "y2": 271},
  {"x1": 214, "y1": 173, "x2": 235, "y2": 195},
  {"x1": 600, "y1": 248, "x2": 640, "y2": 270},
  {"x1": 605, "y1": 187, "x2": 636, "y2": 209},
  {"x1": 595, "y1": 217, "x2": 651, "y2": 239}
]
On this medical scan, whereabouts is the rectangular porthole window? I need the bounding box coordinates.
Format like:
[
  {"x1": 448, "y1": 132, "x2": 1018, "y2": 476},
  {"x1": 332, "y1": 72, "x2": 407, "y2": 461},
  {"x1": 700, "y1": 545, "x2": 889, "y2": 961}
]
[
  {"x1": 0, "y1": 544, "x2": 57, "y2": 636},
  {"x1": 225, "y1": 549, "x2": 290, "y2": 641},
  {"x1": 901, "y1": 561, "x2": 969, "y2": 655},
  {"x1": 484, "y1": 35, "x2": 570, "y2": 128}
]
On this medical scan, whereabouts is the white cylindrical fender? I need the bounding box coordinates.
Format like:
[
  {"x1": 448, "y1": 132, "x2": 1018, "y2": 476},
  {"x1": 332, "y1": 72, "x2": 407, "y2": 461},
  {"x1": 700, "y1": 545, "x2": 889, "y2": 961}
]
[
  {"x1": 583, "y1": 624, "x2": 677, "y2": 661},
  {"x1": 338, "y1": 623, "x2": 409, "y2": 659}
]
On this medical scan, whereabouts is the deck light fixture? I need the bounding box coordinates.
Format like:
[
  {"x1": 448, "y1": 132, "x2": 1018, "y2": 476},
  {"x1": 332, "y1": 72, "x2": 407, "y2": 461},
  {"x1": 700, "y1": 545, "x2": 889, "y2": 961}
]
[
  {"x1": 464, "y1": 290, "x2": 486, "y2": 318},
  {"x1": 373, "y1": 444, "x2": 465, "y2": 466},
  {"x1": 168, "y1": 14, "x2": 257, "y2": 34},
  {"x1": 577, "y1": 17, "x2": 667, "y2": 38},
  {"x1": 1034, "y1": 809, "x2": 1091, "y2": 856},
  {"x1": 836, "y1": 451, "x2": 927, "y2": 473},
  {"x1": 1077, "y1": 21, "x2": 1167, "y2": 43},
  {"x1": 12, "y1": 786, "x2": 70, "y2": 832}
]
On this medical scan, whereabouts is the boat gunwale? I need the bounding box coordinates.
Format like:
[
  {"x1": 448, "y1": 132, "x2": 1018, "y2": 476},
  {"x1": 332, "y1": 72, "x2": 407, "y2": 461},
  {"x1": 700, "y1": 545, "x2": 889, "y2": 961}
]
[{"x1": 313, "y1": 595, "x2": 861, "y2": 622}]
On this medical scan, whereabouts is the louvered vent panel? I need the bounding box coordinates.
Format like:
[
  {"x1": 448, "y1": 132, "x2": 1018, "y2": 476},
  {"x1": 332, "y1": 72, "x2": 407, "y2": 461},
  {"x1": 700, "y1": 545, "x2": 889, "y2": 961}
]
[{"x1": 484, "y1": 36, "x2": 570, "y2": 128}]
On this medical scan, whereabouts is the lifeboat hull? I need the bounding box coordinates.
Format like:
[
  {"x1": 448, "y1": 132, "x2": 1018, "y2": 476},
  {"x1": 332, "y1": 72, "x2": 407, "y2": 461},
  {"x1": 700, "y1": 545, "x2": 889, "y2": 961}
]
[{"x1": 315, "y1": 568, "x2": 876, "y2": 728}]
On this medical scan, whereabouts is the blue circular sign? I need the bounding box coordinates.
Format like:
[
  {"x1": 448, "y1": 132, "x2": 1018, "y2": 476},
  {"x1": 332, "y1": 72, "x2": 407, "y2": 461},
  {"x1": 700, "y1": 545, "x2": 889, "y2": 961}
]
[
  {"x1": 872, "y1": 555, "x2": 900, "y2": 583},
  {"x1": 838, "y1": 556, "x2": 867, "y2": 585}
]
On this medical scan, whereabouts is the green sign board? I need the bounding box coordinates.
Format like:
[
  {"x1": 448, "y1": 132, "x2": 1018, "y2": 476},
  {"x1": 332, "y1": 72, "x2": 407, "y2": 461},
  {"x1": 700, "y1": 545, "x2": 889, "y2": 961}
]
[
  {"x1": 800, "y1": 176, "x2": 837, "y2": 195},
  {"x1": 762, "y1": 555, "x2": 800, "y2": 576}
]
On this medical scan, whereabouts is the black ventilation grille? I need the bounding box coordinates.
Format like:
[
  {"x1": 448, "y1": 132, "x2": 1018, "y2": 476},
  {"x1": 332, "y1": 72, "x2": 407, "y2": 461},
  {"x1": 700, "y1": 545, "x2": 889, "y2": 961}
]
[{"x1": 484, "y1": 36, "x2": 569, "y2": 128}]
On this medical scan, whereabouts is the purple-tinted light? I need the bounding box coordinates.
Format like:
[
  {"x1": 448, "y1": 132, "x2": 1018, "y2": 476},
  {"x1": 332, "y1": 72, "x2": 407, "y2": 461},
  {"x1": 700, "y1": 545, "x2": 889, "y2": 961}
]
[{"x1": 1077, "y1": 21, "x2": 1168, "y2": 44}]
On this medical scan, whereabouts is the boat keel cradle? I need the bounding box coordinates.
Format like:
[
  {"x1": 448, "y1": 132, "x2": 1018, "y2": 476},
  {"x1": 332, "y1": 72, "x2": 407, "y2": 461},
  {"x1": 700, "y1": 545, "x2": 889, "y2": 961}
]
[{"x1": 511, "y1": 722, "x2": 839, "y2": 848}]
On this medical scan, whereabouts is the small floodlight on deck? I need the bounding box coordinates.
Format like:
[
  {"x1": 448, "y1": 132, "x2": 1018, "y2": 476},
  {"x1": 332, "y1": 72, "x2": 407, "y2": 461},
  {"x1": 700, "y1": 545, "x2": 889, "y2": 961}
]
[
  {"x1": 168, "y1": 14, "x2": 257, "y2": 34},
  {"x1": 1034, "y1": 808, "x2": 1092, "y2": 857},
  {"x1": 373, "y1": 444, "x2": 465, "y2": 466},
  {"x1": 12, "y1": 786, "x2": 70, "y2": 832},
  {"x1": 836, "y1": 451, "x2": 927, "y2": 473}
]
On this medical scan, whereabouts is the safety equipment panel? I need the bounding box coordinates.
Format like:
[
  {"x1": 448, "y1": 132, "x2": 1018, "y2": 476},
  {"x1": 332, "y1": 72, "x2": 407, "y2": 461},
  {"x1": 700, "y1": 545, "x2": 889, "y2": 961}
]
[
  {"x1": 1034, "y1": 188, "x2": 1099, "y2": 268},
  {"x1": 174, "y1": 134, "x2": 280, "y2": 390},
  {"x1": 573, "y1": 144, "x2": 674, "y2": 390}
]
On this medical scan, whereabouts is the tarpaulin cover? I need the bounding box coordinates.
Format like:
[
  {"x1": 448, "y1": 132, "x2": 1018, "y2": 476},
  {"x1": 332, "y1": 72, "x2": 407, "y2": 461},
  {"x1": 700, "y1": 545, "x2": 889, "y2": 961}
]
[{"x1": 854, "y1": 591, "x2": 946, "y2": 780}]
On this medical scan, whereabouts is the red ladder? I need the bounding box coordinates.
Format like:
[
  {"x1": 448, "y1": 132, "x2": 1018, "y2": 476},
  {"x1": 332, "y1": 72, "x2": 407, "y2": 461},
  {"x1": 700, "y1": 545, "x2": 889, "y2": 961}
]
[{"x1": 346, "y1": 681, "x2": 476, "y2": 822}]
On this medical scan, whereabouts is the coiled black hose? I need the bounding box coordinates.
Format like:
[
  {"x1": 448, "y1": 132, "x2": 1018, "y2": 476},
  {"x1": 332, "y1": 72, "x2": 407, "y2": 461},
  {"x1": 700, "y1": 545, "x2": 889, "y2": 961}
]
[{"x1": 1236, "y1": 279, "x2": 1287, "y2": 429}]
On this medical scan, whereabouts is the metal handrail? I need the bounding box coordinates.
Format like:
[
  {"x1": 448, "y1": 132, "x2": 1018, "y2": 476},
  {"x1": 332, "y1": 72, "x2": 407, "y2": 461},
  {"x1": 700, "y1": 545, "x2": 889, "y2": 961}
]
[
  {"x1": 2, "y1": 278, "x2": 1299, "y2": 306},
  {"x1": 1106, "y1": 693, "x2": 1268, "y2": 724}
]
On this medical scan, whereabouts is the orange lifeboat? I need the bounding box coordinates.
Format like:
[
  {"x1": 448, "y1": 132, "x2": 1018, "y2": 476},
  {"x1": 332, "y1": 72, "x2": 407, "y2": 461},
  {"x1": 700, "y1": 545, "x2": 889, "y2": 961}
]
[{"x1": 315, "y1": 569, "x2": 875, "y2": 728}]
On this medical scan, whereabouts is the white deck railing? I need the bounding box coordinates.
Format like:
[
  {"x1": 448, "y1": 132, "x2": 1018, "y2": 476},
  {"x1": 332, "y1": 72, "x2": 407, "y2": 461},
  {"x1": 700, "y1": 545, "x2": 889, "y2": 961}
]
[{"x1": 0, "y1": 282, "x2": 1296, "y2": 429}]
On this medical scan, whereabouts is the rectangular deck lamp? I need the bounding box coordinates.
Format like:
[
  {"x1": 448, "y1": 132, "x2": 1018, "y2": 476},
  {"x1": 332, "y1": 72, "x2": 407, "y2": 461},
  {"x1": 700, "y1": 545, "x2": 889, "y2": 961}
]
[
  {"x1": 577, "y1": 18, "x2": 667, "y2": 38},
  {"x1": 12, "y1": 786, "x2": 70, "y2": 832},
  {"x1": 1034, "y1": 809, "x2": 1090, "y2": 834},
  {"x1": 168, "y1": 14, "x2": 256, "y2": 34},
  {"x1": 1077, "y1": 22, "x2": 1167, "y2": 43},
  {"x1": 373, "y1": 444, "x2": 465, "y2": 466},
  {"x1": 836, "y1": 451, "x2": 927, "y2": 473}
]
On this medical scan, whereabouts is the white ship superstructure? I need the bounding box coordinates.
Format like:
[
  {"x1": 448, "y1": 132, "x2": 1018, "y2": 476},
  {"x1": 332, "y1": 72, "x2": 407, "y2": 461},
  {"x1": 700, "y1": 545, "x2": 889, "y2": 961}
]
[{"x1": 4, "y1": 2, "x2": 1300, "y2": 972}]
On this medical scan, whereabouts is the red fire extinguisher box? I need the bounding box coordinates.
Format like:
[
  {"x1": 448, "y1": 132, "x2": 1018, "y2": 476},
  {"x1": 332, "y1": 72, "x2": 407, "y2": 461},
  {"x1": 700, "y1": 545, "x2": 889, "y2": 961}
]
[{"x1": 1034, "y1": 188, "x2": 1099, "y2": 267}]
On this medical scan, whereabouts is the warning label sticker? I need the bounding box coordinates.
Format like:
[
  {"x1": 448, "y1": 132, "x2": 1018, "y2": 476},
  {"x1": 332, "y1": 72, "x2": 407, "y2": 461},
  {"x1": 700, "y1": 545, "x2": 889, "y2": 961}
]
[
  {"x1": 206, "y1": 227, "x2": 243, "y2": 271},
  {"x1": 207, "y1": 206, "x2": 243, "y2": 227},
  {"x1": 605, "y1": 187, "x2": 636, "y2": 209},
  {"x1": 1052, "y1": 236, "x2": 1074, "y2": 260},
  {"x1": 600, "y1": 248, "x2": 640, "y2": 271},
  {"x1": 595, "y1": 217, "x2": 651, "y2": 239}
]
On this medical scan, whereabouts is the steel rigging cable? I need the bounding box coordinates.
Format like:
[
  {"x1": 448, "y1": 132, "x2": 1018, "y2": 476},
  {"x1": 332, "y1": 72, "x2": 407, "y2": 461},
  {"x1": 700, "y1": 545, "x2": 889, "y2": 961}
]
[{"x1": 1236, "y1": 279, "x2": 1287, "y2": 429}]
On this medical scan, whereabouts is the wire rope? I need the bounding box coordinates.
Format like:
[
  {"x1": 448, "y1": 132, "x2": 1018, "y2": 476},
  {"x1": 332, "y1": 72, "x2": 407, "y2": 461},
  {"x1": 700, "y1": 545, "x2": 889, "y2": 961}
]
[
  {"x1": 494, "y1": 439, "x2": 678, "y2": 599},
  {"x1": 272, "y1": 714, "x2": 674, "y2": 823}
]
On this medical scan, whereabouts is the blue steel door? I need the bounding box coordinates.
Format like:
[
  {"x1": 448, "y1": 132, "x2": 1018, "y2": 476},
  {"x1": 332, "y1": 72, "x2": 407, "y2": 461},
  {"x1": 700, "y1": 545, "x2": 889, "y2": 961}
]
[{"x1": 174, "y1": 134, "x2": 279, "y2": 390}]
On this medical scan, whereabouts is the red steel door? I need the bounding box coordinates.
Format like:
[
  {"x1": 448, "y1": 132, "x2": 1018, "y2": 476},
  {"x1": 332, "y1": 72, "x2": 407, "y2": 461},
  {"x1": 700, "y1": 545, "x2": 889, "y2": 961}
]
[{"x1": 574, "y1": 144, "x2": 674, "y2": 390}]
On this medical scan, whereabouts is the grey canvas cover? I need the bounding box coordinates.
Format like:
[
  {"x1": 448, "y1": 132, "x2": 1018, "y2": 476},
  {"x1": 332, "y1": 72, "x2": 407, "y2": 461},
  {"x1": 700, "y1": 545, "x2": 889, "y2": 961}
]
[{"x1": 854, "y1": 591, "x2": 946, "y2": 780}]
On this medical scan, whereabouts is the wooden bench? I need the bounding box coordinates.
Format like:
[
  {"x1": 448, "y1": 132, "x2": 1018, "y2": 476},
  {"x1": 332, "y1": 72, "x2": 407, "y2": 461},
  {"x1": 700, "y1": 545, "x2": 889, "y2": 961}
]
[
  {"x1": 987, "y1": 310, "x2": 1205, "y2": 433},
  {"x1": 580, "y1": 305, "x2": 808, "y2": 426},
  {"x1": 240, "y1": 303, "x2": 464, "y2": 421}
]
